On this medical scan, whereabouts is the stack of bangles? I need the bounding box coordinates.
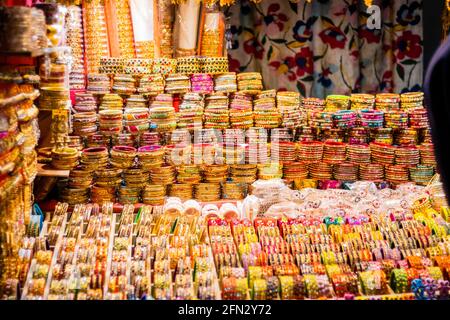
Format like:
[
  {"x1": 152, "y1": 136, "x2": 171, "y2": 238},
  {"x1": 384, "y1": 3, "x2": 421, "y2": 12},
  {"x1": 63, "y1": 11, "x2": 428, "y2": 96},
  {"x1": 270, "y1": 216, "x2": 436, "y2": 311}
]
[
  {"x1": 140, "y1": 132, "x2": 160, "y2": 146},
  {"x1": 123, "y1": 108, "x2": 149, "y2": 134},
  {"x1": 214, "y1": 72, "x2": 237, "y2": 93},
  {"x1": 351, "y1": 93, "x2": 375, "y2": 110},
  {"x1": 297, "y1": 141, "x2": 324, "y2": 163},
  {"x1": 229, "y1": 92, "x2": 253, "y2": 129},
  {"x1": 409, "y1": 165, "x2": 435, "y2": 185},
  {"x1": 176, "y1": 56, "x2": 200, "y2": 74},
  {"x1": 99, "y1": 57, "x2": 125, "y2": 75},
  {"x1": 72, "y1": 112, "x2": 97, "y2": 136},
  {"x1": 257, "y1": 163, "x2": 283, "y2": 180},
  {"x1": 138, "y1": 74, "x2": 165, "y2": 95},
  {"x1": 385, "y1": 165, "x2": 409, "y2": 185},
  {"x1": 200, "y1": 57, "x2": 229, "y2": 75},
  {"x1": 118, "y1": 185, "x2": 141, "y2": 204},
  {"x1": 123, "y1": 168, "x2": 149, "y2": 188},
  {"x1": 191, "y1": 73, "x2": 213, "y2": 94},
  {"x1": 385, "y1": 110, "x2": 409, "y2": 129},
  {"x1": 298, "y1": 128, "x2": 318, "y2": 143},
  {"x1": 91, "y1": 184, "x2": 116, "y2": 203},
  {"x1": 418, "y1": 143, "x2": 436, "y2": 167},
  {"x1": 168, "y1": 183, "x2": 194, "y2": 200},
  {"x1": 370, "y1": 143, "x2": 396, "y2": 165},
  {"x1": 358, "y1": 110, "x2": 384, "y2": 128},
  {"x1": 111, "y1": 133, "x2": 135, "y2": 147},
  {"x1": 395, "y1": 146, "x2": 420, "y2": 166},
  {"x1": 125, "y1": 94, "x2": 148, "y2": 109},
  {"x1": 282, "y1": 161, "x2": 308, "y2": 181},
  {"x1": 164, "y1": 74, "x2": 190, "y2": 94},
  {"x1": 323, "y1": 142, "x2": 347, "y2": 164},
  {"x1": 137, "y1": 145, "x2": 164, "y2": 170},
  {"x1": 333, "y1": 162, "x2": 358, "y2": 181},
  {"x1": 202, "y1": 164, "x2": 229, "y2": 183},
  {"x1": 68, "y1": 167, "x2": 94, "y2": 188},
  {"x1": 95, "y1": 168, "x2": 123, "y2": 188},
  {"x1": 203, "y1": 93, "x2": 229, "y2": 129},
  {"x1": 110, "y1": 146, "x2": 136, "y2": 169},
  {"x1": 99, "y1": 110, "x2": 123, "y2": 136},
  {"x1": 303, "y1": 97, "x2": 325, "y2": 111},
  {"x1": 142, "y1": 184, "x2": 166, "y2": 205},
  {"x1": 149, "y1": 165, "x2": 176, "y2": 185},
  {"x1": 332, "y1": 110, "x2": 357, "y2": 129},
  {"x1": 176, "y1": 165, "x2": 202, "y2": 184},
  {"x1": 372, "y1": 128, "x2": 393, "y2": 145},
  {"x1": 237, "y1": 72, "x2": 263, "y2": 95},
  {"x1": 396, "y1": 128, "x2": 418, "y2": 146},
  {"x1": 86, "y1": 134, "x2": 110, "y2": 148},
  {"x1": 153, "y1": 58, "x2": 177, "y2": 75},
  {"x1": 194, "y1": 183, "x2": 221, "y2": 201},
  {"x1": 229, "y1": 164, "x2": 258, "y2": 183},
  {"x1": 400, "y1": 92, "x2": 424, "y2": 110},
  {"x1": 346, "y1": 144, "x2": 371, "y2": 164},
  {"x1": 221, "y1": 182, "x2": 246, "y2": 200},
  {"x1": 123, "y1": 59, "x2": 153, "y2": 75},
  {"x1": 112, "y1": 74, "x2": 136, "y2": 95},
  {"x1": 325, "y1": 95, "x2": 350, "y2": 111},
  {"x1": 310, "y1": 111, "x2": 333, "y2": 129},
  {"x1": 150, "y1": 106, "x2": 177, "y2": 132},
  {"x1": 330, "y1": 272, "x2": 359, "y2": 297},
  {"x1": 375, "y1": 93, "x2": 400, "y2": 111},
  {"x1": 51, "y1": 147, "x2": 79, "y2": 170},
  {"x1": 408, "y1": 108, "x2": 429, "y2": 128},
  {"x1": 81, "y1": 147, "x2": 109, "y2": 169}
]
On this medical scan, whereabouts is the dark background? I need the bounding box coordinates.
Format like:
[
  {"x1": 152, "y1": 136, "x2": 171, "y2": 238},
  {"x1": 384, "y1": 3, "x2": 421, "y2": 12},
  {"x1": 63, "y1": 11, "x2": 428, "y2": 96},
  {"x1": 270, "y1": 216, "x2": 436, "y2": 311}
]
[{"x1": 423, "y1": 0, "x2": 445, "y2": 73}]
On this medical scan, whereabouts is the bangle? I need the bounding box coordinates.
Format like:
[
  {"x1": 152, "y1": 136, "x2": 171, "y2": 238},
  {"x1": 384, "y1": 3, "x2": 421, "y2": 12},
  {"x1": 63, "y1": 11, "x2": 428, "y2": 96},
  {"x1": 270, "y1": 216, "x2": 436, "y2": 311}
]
[
  {"x1": 279, "y1": 276, "x2": 294, "y2": 299},
  {"x1": 359, "y1": 270, "x2": 387, "y2": 295},
  {"x1": 304, "y1": 274, "x2": 319, "y2": 299},
  {"x1": 428, "y1": 267, "x2": 444, "y2": 281},
  {"x1": 266, "y1": 276, "x2": 279, "y2": 300},
  {"x1": 252, "y1": 278, "x2": 267, "y2": 300},
  {"x1": 390, "y1": 269, "x2": 408, "y2": 293}
]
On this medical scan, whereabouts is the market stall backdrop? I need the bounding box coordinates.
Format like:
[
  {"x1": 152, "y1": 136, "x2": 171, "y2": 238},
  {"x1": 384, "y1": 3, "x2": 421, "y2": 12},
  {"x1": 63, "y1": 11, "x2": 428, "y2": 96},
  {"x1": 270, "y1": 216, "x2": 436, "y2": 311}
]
[{"x1": 226, "y1": 0, "x2": 423, "y2": 98}]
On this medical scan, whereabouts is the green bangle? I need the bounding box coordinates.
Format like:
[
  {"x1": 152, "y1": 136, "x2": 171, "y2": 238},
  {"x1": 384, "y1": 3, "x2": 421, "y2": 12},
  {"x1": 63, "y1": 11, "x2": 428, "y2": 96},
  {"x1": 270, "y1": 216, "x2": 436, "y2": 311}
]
[{"x1": 390, "y1": 269, "x2": 408, "y2": 293}]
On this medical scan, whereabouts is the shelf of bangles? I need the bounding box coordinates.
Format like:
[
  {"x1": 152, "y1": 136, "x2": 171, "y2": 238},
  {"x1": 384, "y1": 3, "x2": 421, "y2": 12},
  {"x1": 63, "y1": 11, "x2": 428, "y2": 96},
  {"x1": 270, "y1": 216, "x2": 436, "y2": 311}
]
[
  {"x1": 18, "y1": 197, "x2": 450, "y2": 300},
  {"x1": 20, "y1": 203, "x2": 69, "y2": 299}
]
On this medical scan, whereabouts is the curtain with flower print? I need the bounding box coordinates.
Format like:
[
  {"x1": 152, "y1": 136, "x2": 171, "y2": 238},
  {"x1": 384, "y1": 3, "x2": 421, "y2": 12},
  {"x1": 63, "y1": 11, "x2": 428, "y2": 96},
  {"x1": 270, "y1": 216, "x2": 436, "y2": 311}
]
[{"x1": 226, "y1": 0, "x2": 423, "y2": 98}]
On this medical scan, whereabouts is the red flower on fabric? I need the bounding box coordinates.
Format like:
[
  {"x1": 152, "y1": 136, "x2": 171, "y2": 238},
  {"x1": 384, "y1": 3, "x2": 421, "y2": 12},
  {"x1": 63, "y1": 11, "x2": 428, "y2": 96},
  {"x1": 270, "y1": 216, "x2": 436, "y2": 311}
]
[
  {"x1": 243, "y1": 37, "x2": 264, "y2": 60},
  {"x1": 380, "y1": 71, "x2": 393, "y2": 92},
  {"x1": 350, "y1": 50, "x2": 359, "y2": 60},
  {"x1": 358, "y1": 26, "x2": 381, "y2": 44},
  {"x1": 264, "y1": 3, "x2": 288, "y2": 32},
  {"x1": 227, "y1": 55, "x2": 241, "y2": 73},
  {"x1": 394, "y1": 30, "x2": 422, "y2": 60},
  {"x1": 319, "y1": 26, "x2": 347, "y2": 49},
  {"x1": 292, "y1": 17, "x2": 317, "y2": 43},
  {"x1": 269, "y1": 48, "x2": 313, "y2": 82},
  {"x1": 269, "y1": 58, "x2": 297, "y2": 81},
  {"x1": 293, "y1": 47, "x2": 314, "y2": 77}
]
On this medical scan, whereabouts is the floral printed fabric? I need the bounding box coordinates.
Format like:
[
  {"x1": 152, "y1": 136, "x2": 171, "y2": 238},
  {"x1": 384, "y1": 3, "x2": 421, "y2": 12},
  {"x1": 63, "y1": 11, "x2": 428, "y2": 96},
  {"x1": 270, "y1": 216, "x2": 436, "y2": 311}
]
[{"x1": 226, "y1": 0, "x2": 423, "y2": 98}]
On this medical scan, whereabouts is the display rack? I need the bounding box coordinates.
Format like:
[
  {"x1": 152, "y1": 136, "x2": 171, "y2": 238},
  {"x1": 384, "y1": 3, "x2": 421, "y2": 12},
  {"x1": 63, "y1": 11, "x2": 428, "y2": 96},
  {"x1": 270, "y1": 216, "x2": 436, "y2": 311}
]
[
  {"x1": 102, "y1": 213, "x2": 117, "y2": 298},
  {"x1": 37, "y1": 163, "x2": 70, "y2": 178},
  {"x1": 20, "y1": 212, "x2": 67, "y2": 300}
]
